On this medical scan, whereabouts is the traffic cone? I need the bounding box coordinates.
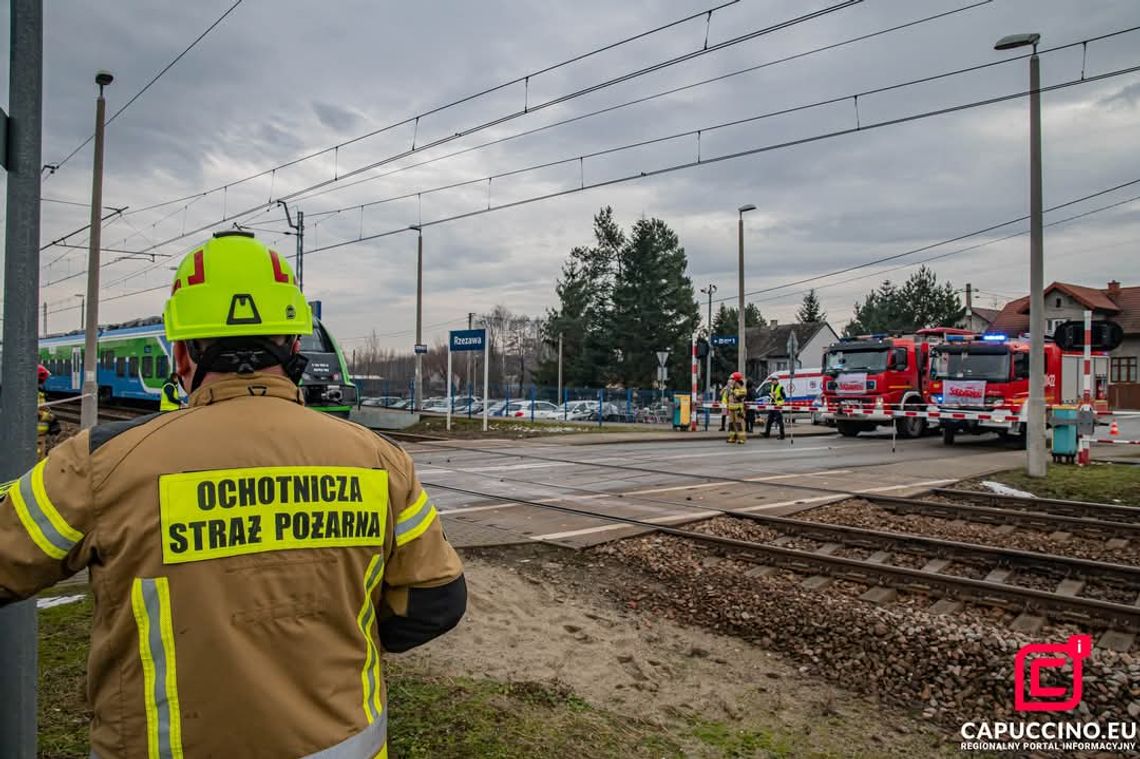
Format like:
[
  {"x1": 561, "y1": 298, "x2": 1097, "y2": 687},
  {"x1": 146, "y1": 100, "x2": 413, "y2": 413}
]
[{"x1": 1109, "y1": 420, "x2": 1120, "y2": 436}]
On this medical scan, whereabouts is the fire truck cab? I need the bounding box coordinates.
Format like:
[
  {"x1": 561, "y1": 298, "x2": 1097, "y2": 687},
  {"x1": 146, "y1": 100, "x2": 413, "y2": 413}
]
[
  {"x1": 927, "y1": 334, "x2": 1110, "y2": 445},
  {"x1": 821, "y1": 334, "x2": 930, "y2": 438}
]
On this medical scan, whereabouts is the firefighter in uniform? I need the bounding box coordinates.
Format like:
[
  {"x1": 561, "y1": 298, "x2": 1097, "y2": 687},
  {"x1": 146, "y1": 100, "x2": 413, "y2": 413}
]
[
  {"x1": 726, "y1": 371, "x2": 747, "y2": 444},
  {"x1": 763, "y1": 379, "x2": 786, "y2": 439},
  {"x1": 0, "y1": 231, "x2": 466, "y2": 759},
  {"x1": 160, "y1": 371, "x2": 183, "y2": 411},
  {"x1": 37, "y1": 363, "x2": 59, "y2": 459}
]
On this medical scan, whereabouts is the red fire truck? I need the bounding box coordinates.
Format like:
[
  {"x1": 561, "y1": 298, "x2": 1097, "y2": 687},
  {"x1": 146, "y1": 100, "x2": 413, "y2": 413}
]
[
  {"x1": 820, "y1": 329, "x2": 969, "y2": 438},
  {"x1": 927, "y1": 334, "x2": 1110, "y2": 445}
]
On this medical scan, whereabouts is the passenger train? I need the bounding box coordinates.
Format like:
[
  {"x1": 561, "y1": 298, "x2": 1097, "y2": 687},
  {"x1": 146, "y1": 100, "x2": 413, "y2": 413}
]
[{"x1": 38, "y1": 309, "x2": 356, "y2": 416}]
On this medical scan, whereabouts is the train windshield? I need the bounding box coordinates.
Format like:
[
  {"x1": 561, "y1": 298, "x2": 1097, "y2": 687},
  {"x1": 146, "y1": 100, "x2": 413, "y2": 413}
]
[
  {"x1": 299, "y1": 323, "x2": 334, "y2": 354},
  {"x1": 825, "y1": 349, "x2": 888, "y2": 373},
  {"x1": 932, "y1": 350, "x2": 1010, "y2": 381}
]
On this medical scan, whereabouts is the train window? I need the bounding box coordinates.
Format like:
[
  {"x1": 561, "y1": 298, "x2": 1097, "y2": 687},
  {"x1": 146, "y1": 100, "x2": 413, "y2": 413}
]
[
  {"x1": 102, "y1": 351, "x2": 114, "y2": 370},
  {"x1": 128, "y1": 356, "x2": 139, "y2": 378},
  {"x1": 142, "y1": 355, "x2": 154, "y2": 378},
  {"x1": 115, "y1": 357, "x2": 126, "y2": 377},
  {"x1": 157, "y1": 355, "x2": 169, "y2": 379},
  {"x1": 299, "y1": 324, "x2": 333, "y2": 354}
]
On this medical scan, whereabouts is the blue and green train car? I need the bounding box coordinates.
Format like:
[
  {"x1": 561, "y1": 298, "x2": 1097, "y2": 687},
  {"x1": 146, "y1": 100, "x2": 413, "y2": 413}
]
[{"x1": 39, "y1": 314, "x2": 356, "y2": 416}]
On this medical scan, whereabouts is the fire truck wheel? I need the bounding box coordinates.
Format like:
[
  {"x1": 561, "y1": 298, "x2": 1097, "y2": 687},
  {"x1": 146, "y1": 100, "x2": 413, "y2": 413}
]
[
  {"x1": 942, "y1": 426, "x2": 955, "y2": 445},
  {"x1": 836, "y1": 421, "x2": 862, "y2": 438}
]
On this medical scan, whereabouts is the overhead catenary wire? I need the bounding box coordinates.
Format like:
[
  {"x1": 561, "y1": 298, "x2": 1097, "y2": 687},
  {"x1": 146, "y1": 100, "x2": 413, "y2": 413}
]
[
  {"x1": 83, "y1": 22, "x2": 1140, "y2": 297},
  {"x1": 108, "y1": 0, "x2": 858, "y2": 227},
  {"x1": 46, "y1": 57, "x2": 1140, "y2": 306},
  {"x1": 44, "y1": 0, "x2": 246, "y2": 177},
  {"x1": 294, "y1": 63, "x2": 1140, "y2": 258},
  {"x1": 744, "y1": 188, "x2": 1140, "y2": 307}
]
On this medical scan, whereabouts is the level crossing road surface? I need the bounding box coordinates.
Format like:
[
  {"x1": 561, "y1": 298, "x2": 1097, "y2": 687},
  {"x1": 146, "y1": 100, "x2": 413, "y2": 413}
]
[{"x1": 406, "y1": 427, "x2": 1032, "y2": 549}]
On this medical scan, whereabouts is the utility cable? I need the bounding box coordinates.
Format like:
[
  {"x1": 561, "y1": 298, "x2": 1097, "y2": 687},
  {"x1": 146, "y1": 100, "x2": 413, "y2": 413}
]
[
  {"x1": 111, "y1": 0, "x2": 854, "y2": 223},
  {"x1": 45, "y1": 0, "x2": 245, "y2": 177}
]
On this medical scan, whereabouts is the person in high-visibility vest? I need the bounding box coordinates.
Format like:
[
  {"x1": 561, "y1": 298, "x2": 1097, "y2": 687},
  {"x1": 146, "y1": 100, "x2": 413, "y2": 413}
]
[
  {"x1": 160, "y1": 372, "x2": 183, "y2": 411},
  {"x1": 719, "y1": 382, "x2": 729, "y2": 432},
  {"x1": 763, "y1": 379, "x2": 786, "y2": 439},
  {"x1": 726, "y1": 371, "x2": 748, "y2": 444},
  {"x1": 36, "y1": 363, "x2": 58, "y2": 459},
  {"x1": 0, "y1": 231, "x2": 466, "y2": 758}
]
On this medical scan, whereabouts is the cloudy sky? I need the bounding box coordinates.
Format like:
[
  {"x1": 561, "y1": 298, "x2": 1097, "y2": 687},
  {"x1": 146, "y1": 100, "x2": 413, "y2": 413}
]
[{"x1": 4, "y1": 0, "x2": 1139, "y2": 353}]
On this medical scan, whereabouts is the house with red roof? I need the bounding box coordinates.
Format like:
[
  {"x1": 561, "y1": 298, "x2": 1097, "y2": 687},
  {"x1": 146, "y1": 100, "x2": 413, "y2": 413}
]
[{"x1": 989, "y1": 280, "x2": 1140, "y2": 407}]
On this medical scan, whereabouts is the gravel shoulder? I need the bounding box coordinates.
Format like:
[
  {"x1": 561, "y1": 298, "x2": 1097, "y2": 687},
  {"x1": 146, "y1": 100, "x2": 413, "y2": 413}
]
[{"x1": 408, "y1": 545, "x2": 960, "y2": 757}]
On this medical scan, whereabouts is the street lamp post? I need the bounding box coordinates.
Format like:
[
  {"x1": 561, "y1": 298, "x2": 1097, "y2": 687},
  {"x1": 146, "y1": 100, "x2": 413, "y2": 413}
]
[
  {"x1": 80, "y1": 70, "x2": 113, "y2": 430},
  {"x1": 995, "y1": 32, "x2": 1046, "y2": 477},
  {"x1": 700, "y1": 283, "x2": 717, "y2": 395},
  {"x1": 410, "y1": 225, "x2": 423, "y2": 410},
  {"x1": 737, "y1": 204, "x2": 757, "y2": 379}
]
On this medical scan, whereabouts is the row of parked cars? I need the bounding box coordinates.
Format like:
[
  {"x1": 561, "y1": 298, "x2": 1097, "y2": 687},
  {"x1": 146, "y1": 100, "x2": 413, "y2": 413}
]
[{"x1": 358, "y1": 395, "x2": 657, "y2": 422}]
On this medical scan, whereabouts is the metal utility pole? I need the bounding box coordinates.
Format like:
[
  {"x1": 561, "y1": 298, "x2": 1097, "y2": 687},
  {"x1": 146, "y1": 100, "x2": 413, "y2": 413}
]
[
  {"x1": 80, "y1": 70, "x2": 113, "y2": 430},
  {"x1": 467, "y1": 312, "x2": 474, "y2": 397},
  {"x1": 700, "y1": 283, "x2": 716, "y2": 395},
  {"x1": 411, "y1": 225, "x2": 424, "y2": 410},
  {"x1": 737, "y1": 204, "x2": 756, "y2": 378},
  {"x1": 557, "y1": 332, "x2": 563, "y2": 407},
  {"x1": 0, "y1": 2, "x2": 44, "y2": 754},
  {"x1": 41, "y1": 301, "x2": 46, "y2": 336},
  {"x1": 995, "y1": 32, "x2": 1046, "y2": 477},
  {"x1": 277, "y1": 200, "x2": 304, "y2": 292}
]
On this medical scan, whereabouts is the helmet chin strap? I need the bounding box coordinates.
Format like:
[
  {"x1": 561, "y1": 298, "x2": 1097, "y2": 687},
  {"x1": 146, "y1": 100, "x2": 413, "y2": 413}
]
[{"x1": 188, "y1": 338, "x2": 309, "y2": 393}]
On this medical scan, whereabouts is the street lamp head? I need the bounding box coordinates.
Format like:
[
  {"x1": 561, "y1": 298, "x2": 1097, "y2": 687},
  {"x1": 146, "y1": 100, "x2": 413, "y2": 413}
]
[
  {"x1": 95, "y1": 70, "x2": 114, "y2": 87},
  {"x1": 994, "y1": 33, "x2": 1040, "y2": 51},
  {"x1": 738, "y1": 204, "x2": 757, "y2": 214},
  {"x1": 408, "y1": 224, "x2": 422, "y2": 233}
]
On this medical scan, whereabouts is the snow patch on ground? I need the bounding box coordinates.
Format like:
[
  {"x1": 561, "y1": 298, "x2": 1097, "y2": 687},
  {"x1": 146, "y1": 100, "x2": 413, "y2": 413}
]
[{"x1": 980, "y1": 480, "x2": 1036, "y2": 498}]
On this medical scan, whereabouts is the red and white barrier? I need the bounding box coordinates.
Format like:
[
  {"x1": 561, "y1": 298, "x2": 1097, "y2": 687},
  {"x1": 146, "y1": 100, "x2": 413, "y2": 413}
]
[{"x1": 1087, "y1": 438, "x2": 1140, "y2": 446}]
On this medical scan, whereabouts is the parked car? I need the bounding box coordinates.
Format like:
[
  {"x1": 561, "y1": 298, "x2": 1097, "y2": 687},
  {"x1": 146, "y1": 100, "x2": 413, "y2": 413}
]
[
  {"x1": 360, "y1": 396, "x2": 403, "y2": 408},
  {"x1": 557, "y1": 400, "x2": 623, "y2": 421},
  {"x1": 501, "y1": 400, "x2": 561, "y2": 419}
]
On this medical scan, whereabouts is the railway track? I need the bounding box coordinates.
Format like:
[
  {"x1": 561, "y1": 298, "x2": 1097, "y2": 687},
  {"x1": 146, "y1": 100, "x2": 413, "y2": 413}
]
[
  {"x1": 425, "y1": 479, "x2": 1140, "y2": 641},
  {"x1": 859, "y1": 492, "x2": 1140, "y2": 540},
  {"x1": 52, "y1": 404, "x2": 152, "y2": 425}
]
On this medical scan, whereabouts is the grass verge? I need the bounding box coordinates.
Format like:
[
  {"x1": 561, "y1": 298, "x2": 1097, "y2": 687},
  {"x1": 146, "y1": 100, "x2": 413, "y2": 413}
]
[
  {"x1": 974, "y1": 462, "x2": 1140, "y2": 505},
  {"x1": 39, "y1": 597, "x2": 805, "y2": 758}
]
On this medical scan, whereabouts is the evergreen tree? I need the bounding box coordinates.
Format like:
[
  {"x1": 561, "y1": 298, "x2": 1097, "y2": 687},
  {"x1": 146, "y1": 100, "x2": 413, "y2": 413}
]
[
  {"x1": 845, "y1": 267, "x2": 964, "y2": 335},
  {"x1": 610, "y1": 217, "x2": 700, "y2": 388},
  {"x1": 710, "y1": 303, "x2": 763, "y2": 385},
  {"x1": 796, "y1": 289, "x2": 826, "y2": 323},
  {"x1": 535, "y1": 208, "x2": 622, "y2": 387}
]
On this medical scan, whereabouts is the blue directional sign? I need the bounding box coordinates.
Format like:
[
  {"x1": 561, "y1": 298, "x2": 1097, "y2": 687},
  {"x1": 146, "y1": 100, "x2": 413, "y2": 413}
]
[
  {"x1": 449, "y1": 328, "x2": 486, "y2": 352},
  {"x1": 711, "y1": 335, "x2": 738, "y2": 347}
]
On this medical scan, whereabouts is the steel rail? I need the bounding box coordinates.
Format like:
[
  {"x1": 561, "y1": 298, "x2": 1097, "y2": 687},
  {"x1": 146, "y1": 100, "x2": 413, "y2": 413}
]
[{"x1": 424, "y1": 480, "x2": 1140, "y2": 632}]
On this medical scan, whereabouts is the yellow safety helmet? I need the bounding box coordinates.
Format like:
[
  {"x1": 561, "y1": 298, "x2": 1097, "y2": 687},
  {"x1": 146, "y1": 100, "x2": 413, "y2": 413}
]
[{"x1": 163, "y1": 230, "x2": 311, "y2": 342}]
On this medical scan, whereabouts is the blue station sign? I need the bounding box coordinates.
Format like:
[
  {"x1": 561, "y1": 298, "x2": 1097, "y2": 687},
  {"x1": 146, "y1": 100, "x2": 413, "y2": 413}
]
[
  {"x1": 711, "y1": 334, "x2": 738, "y2": 347},
  {"x1": 449, "y1": 328, "x2": 486, "y2": 352}
]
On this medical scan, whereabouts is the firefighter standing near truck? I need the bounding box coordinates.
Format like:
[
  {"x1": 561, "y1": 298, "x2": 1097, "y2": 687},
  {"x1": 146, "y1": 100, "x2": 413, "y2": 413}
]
[
  {"x1": 0, "y1": 231, "x2": 466, "y2": 759},
  {"x1": 726, "y1": 371, "x2": 748, "y2": 444}
]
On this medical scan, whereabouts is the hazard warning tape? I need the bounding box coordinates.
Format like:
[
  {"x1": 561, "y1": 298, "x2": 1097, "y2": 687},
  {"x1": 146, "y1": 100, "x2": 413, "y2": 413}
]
[{"x1": 1087, "y1": 438, "x2": 1140, "y2": 445}]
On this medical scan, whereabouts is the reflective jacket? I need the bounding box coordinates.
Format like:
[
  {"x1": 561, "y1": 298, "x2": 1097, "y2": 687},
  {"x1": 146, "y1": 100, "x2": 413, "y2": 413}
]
[
  {"x1": 770, "y1": 382, "x2": 786, "y2": 407},
  {"x1": 727, "y1": 382, "x2": 747, "y2": 410},
  {"x1": 159, "y1": 381, "x2": 182, "y2": 412},
  {"x1": 0, "y1": 373, "x2": 466, "y2": 759}
]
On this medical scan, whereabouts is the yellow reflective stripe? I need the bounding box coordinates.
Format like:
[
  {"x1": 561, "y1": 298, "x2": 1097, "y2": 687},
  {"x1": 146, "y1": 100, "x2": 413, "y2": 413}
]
[
  {"x1": 31, "y1": 460, "x2": 83, "y2": 544},
  {"x1": 8, "y1": 460, "x2": 83, "y2": 560},
  {"x1": 395, "y1": 505, "x2": 436, "y2": 547},
  {"x1": 397, "y1": 489, "x2": 429, "y2": 523},
  {"x1": 377, "y1": 745, "x2": 388, "y2": 759},
  {"x1": 132, "y1": 577, "x2": 183, "y2": 759},
  {"x1": 355, "y1": 555, "x2": 386, "y2": 723},
  {"x1": 132, "y1": 580, "x2": 162, "y2": 759},
  {"x1": 155, "y1": 579, "x2": 184, "y2": 759}
]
